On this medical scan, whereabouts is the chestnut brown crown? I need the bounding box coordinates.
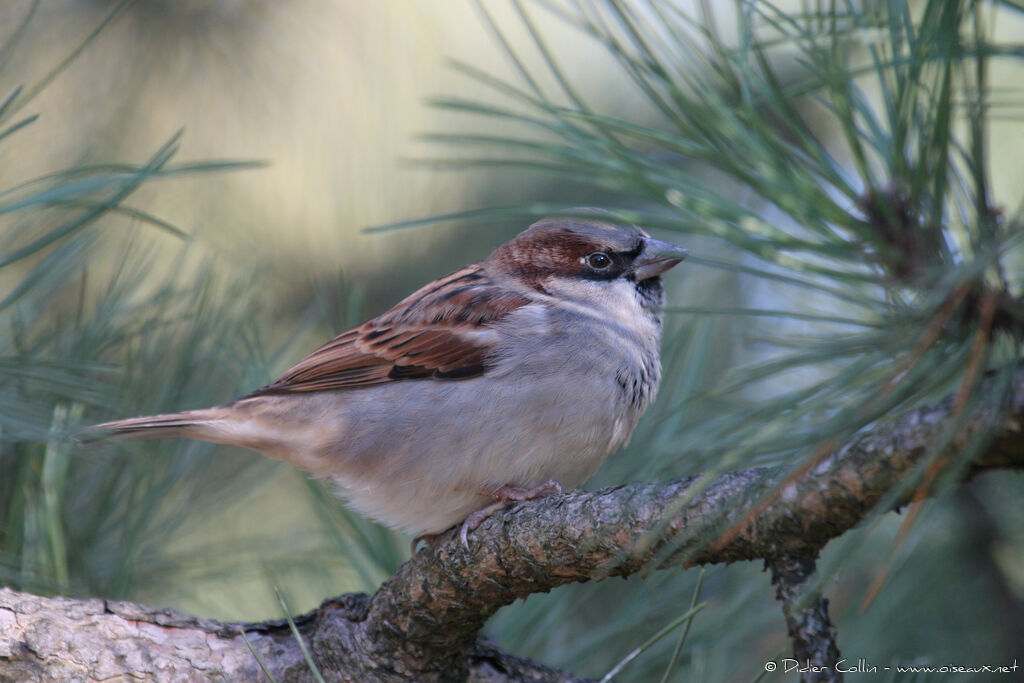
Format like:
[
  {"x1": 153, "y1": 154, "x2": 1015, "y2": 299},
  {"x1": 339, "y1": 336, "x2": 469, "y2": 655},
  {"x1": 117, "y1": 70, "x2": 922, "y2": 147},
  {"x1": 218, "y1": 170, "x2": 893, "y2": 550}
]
[{"x1": 490, "y1": 212, "x2": 686, "y2": 288}]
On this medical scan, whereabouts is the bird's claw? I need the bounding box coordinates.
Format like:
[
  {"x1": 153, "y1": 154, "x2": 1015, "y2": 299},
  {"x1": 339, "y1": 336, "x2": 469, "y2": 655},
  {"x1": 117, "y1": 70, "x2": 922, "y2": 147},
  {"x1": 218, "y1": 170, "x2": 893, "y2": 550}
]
[{"x1": 458, "y1": 479, "x2": 564, "y2": 550}]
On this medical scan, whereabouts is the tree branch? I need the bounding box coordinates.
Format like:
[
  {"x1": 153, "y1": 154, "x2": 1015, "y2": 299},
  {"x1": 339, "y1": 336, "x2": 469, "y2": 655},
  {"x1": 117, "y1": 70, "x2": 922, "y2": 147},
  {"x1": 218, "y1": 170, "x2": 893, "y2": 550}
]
[
  {"x1": 768, "y1": 554, "x2": 842, "y2": 683},
  {"x1": 2, "y1": 368, "x2": 1022, "y2": 681},
  {"x1": 0, "y1": 590, "x2": 589, "y2": 682}
]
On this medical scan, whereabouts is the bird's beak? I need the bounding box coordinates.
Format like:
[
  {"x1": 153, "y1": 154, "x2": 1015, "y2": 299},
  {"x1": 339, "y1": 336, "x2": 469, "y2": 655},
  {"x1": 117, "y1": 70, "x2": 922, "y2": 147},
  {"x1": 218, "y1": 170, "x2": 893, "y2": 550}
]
[{"x1": 632, "y1": 237, "x2": 688, "y2": 281}]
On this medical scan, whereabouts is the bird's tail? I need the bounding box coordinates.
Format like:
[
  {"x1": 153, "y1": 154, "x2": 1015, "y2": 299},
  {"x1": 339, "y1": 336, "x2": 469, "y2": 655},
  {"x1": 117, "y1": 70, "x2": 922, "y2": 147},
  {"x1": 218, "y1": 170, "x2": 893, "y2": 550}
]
[{"x1": 77, "y1": 409, "x2": 225, "y2": 445}]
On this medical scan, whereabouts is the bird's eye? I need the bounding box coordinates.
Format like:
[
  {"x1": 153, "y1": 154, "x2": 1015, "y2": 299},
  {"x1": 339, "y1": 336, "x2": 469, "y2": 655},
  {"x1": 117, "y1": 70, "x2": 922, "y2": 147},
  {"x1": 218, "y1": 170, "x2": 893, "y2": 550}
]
[{"x1": 586, "y1": 252, "x2": 611, "y2": 269}]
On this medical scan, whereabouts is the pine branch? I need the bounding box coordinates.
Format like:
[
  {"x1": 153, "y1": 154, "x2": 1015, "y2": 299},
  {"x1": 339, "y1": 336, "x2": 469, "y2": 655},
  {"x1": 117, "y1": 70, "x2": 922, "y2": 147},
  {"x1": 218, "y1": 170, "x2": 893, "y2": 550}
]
[
  {"x1": 1, "y1": 366, "x2": 1022, "y2": 681},
  {"x1": 768, "y1": 554, "x2": 841, "y2": 683}
]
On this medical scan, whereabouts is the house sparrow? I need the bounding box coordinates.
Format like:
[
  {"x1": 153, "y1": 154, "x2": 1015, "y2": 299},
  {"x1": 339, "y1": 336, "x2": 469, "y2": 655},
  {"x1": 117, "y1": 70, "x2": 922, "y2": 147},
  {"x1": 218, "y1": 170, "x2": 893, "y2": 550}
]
[{"x1": 85, "y1": 211, "x2": 687, "y2": 549}]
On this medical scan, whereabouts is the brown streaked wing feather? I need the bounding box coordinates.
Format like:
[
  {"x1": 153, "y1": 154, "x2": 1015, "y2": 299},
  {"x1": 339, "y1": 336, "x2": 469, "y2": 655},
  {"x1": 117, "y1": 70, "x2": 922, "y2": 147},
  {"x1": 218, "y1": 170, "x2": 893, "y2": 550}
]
[{"x1": 247, "y1": 265, "x2": 531, "y2": 395}]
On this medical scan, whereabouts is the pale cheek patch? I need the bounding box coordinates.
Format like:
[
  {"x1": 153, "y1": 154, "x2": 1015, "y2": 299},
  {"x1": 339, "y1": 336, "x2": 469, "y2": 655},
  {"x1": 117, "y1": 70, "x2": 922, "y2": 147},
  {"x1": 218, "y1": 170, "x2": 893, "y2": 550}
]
[{"x1": 547, "y1": 278, "x2": 647, "y2": 330}]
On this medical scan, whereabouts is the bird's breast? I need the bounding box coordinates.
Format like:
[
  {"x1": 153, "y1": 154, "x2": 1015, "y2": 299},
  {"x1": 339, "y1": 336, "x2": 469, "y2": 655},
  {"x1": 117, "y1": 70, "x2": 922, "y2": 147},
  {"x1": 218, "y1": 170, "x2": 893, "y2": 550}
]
[{"x1": 250, "y1": 303, "x2": 664, "y2": 537}]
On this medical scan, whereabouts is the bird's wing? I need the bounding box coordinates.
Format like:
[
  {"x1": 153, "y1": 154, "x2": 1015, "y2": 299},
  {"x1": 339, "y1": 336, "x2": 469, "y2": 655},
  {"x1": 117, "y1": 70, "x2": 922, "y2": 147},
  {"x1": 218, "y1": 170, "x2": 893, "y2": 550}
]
[{"x1": 246, "y1": 264, "x2": 531, "y2": 395}]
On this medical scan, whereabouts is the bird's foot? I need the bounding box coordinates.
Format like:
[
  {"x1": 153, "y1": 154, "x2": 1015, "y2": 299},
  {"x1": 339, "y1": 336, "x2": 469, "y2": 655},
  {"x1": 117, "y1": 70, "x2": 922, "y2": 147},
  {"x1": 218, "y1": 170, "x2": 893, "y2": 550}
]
[{"x1": 459, "y1": 479, "x2": 564, "y2": 549}]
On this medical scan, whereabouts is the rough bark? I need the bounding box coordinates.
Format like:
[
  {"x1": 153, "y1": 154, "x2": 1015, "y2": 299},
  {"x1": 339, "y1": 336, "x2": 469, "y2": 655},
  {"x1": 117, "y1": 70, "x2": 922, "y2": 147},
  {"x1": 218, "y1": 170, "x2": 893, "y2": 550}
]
[
  {"x1": 1, "y1": 368, "x2": 1023, "y2": 682},
  {"x1": 768, "y1": 555, "x2": 842, "y2": 683}
]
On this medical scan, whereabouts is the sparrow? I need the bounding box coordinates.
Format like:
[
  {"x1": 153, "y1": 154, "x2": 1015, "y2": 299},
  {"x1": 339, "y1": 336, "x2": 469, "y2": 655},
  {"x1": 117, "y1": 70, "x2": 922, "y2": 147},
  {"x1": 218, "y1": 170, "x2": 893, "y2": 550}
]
[{"x1": 85, "y1": 210, "x2": 687, "y2": 549}]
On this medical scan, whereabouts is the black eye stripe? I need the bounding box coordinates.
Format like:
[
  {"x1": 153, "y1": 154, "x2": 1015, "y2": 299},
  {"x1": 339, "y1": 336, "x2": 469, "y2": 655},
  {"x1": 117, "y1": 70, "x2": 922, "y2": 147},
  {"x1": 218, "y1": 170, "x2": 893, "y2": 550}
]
[{"x1": 577, "y1": 248, "x2": 634, "y2": 280}]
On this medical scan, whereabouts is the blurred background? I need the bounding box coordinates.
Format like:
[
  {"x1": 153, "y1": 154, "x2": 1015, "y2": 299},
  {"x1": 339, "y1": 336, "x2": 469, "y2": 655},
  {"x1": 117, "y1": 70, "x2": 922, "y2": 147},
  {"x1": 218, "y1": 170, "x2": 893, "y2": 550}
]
[{"x1": 2, "y1": 1, "x2": 1023, "y2": 681}]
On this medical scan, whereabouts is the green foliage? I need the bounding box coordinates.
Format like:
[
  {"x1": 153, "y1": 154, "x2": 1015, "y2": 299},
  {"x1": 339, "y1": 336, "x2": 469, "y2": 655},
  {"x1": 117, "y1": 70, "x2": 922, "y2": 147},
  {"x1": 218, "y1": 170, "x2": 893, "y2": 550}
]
[
  {"x1": 0, "y1": 3, "x2": 403, "y2": 605},
  {"x1": 0, "y1": 126, "x2": 261, "y2": 599},
  {"x1": 2, "y1": 1, "x2": 1023, "y2": 681},
  {"x1": 410, "y1": 0, "x2": 1024, "y2": 679}
]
